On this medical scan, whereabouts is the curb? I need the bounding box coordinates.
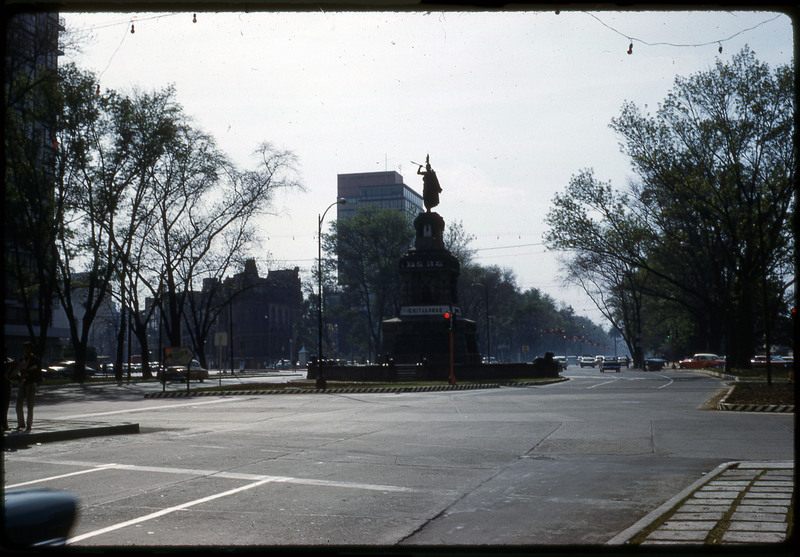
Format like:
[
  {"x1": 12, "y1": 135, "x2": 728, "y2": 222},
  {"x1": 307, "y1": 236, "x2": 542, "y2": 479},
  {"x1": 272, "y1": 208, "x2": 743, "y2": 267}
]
[
  {"x1": 144, "y1": 383, "x2": 503, "y2": 398},
  {"x1": 717, "y1": 384, "x2": 795, "y2": 413},
  {"x1": 3, "y1": 422, "x2": 140, "y2": 449},
  {"x1": 606, "y1": 461, "x2": 736, "y2": 545}
]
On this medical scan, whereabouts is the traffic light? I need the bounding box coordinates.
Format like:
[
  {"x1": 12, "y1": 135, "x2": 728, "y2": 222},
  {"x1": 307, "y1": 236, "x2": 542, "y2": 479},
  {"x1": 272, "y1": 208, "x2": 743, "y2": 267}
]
[{"x1": 444, "y1": 311, "x2": 456, "y2": 331}]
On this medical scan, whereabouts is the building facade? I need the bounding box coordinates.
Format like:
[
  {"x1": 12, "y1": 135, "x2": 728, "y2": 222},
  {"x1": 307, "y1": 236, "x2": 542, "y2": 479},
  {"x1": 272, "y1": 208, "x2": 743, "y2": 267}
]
[
  {"x1": 4, "y1": 11, "x2": 68, "y2": 363},
  {"x1": 336, "y1": 171, "x2": 423, "y2": 223},
  {"x1": 210, "y1": 260, "x2": 302, "y2": 370}
]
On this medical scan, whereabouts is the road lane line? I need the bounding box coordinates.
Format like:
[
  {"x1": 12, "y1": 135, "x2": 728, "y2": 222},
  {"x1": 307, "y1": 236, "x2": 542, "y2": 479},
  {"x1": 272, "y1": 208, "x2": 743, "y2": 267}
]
[
  {"x1": 6, "y1": 464, "x2": 117, "y2": 489},
  {"x1": 588, "y1": 379, "x2": 619, "y2": 389},
  {"x1": 8, "y1": 459, "x2": 419, "y2": 493},
  {"x1": 656, "y1": 374, "x2": 674, "y2": 389},
  {"x1": 60, "y1": 397, "x2": 238, "y2": 419},
  {"x1": 66, "y1": 477, "x2": 276, "y2": 544}
]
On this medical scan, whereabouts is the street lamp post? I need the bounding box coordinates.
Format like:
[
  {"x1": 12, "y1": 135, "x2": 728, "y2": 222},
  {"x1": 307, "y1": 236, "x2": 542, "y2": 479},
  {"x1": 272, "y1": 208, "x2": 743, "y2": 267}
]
[{"x1": 317, "y1": 198, "x2": 346, "y2": 389}]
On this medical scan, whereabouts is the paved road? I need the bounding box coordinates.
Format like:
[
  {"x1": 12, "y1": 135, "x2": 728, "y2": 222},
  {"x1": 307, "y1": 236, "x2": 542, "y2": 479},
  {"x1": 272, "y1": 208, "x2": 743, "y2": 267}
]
[{"x1": 3, "y1": 368, "x2": 794, "y2": 548}]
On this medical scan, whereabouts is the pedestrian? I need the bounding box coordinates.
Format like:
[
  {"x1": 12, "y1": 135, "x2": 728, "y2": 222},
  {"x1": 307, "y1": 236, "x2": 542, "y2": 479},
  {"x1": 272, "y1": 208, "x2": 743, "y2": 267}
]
[
  {"x1": 2, "y1": 348, "x2": 14, "y2": 431},
  {"x1": 13, "y1": 342, "x2": 41, "y2": 432}
]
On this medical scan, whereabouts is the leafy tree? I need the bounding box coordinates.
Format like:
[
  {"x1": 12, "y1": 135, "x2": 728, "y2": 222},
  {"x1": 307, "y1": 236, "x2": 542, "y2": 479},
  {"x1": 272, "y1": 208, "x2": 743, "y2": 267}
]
[
  {"x1": 323, "y1": 207, "x2": 414, "y2": 361},
  {"x1": 547, "y1": 47, "x2": 794, "y2": 368}
]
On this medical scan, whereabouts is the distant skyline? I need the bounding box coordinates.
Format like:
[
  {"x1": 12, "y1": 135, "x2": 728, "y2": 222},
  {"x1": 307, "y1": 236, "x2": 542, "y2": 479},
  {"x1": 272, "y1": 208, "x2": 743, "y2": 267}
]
[{"x1": 60, "y1": 8, "x2": 794, "y2": 326}]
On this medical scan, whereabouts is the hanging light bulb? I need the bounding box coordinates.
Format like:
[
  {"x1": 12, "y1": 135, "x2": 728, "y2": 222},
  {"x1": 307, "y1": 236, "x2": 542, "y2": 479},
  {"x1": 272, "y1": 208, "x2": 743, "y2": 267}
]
[
  {"x1": 627, "y1": 41, "x2": 633, "y2": 55},
  {"x1": 96, "y1": 84, "x2": 100, "y2": 94},
  {"x1": 193, "y1": 13, "x2": 197, "y2": 23},
  {"x1": 718, "y1": 42, "x2": 723, "y2": 54},
  {"x1": 130, "y1": 23, "x2": 135, "y2": 34}
]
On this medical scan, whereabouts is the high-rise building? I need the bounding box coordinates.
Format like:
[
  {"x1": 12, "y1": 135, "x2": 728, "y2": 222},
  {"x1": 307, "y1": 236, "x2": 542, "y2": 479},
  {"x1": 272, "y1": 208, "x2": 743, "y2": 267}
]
[
  {"x1": 336, "y1": 171, "x2": 423, "y2": 222},
  {"x1": 4, "y1": 11, "x2": 67, "y2": 363}
]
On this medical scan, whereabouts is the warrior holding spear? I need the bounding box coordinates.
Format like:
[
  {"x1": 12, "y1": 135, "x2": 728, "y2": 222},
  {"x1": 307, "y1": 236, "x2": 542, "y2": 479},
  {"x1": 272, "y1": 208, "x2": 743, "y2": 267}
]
[{"x1": 414, "y1": 154, "x2": 441, "y2": 212}]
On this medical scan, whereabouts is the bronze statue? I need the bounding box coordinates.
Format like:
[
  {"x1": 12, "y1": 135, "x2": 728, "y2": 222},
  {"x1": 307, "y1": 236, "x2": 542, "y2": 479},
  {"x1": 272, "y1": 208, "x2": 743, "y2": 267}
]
[{"x1": 417, "y1": 154, "x2": 441, "y2": 212}]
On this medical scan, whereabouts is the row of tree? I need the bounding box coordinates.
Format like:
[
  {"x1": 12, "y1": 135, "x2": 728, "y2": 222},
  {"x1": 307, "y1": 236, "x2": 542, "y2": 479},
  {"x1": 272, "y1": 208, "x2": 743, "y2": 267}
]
[
  {"x1": 545, "y1": 48, "x2": 794, "y2": 370},
  {"x1": 6, "y1": 56, "x2": 301, "y2": 379},
  {"x1": 317, "y1": 206, "x2": 614, "y2": 363}
]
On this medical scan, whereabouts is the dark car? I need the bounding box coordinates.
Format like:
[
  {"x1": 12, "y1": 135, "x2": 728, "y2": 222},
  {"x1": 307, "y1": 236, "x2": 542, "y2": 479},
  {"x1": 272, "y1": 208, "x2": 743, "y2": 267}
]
[
  {"x1": 45, "y1": 361, "x2": 97, "y2": 380},
  {"x1": 3, "y1": 488, "x2": 78, "y2": 547},
  {"x1": 750, "y1": 355, "x2": 792, "y2": 368}
]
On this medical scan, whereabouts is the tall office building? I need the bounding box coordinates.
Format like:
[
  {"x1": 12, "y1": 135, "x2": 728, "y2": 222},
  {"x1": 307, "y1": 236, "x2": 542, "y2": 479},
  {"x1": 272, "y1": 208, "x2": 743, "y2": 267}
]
[{"x1": 336, "y1": 171, "x2": 423, "y2": 222}]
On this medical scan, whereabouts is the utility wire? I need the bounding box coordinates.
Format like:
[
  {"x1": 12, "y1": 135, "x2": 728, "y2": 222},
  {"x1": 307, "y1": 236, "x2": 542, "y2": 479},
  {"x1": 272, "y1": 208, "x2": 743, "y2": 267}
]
[{"x1": 584, "y1": 11, "x2": 783, "y2": 48}]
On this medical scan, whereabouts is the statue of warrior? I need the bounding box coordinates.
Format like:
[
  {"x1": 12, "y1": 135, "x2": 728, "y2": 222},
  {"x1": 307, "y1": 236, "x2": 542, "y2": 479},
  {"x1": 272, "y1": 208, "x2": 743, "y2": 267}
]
[{"x1": 417, "y1": 154, "x2": 441, "y2": 212}]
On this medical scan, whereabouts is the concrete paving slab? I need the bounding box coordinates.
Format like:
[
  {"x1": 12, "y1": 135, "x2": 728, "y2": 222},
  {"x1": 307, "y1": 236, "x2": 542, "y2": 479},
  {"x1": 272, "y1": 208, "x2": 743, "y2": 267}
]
[
  {"x1": 660, "y1": 520, "x2": 718, "y2": 530},
  {"x1": 671, "y1": 512, "x2": 725, "y2": 521},
  {"x1": 749, "y1": 485, "x2": 794, "y2": 492},
  {"x1": 722, "y1": 531, "x2": 787, "y2": 543},
  {"x1": 737, "y1": 462, "x2": 794, "y2": 469},
  {"x1": 697, "y1": 483, "x2": 748, "y2": 490},
  {"x1": 689, "y1": 497, "x2": 737, "y2": 505},
  {"x1": 740, "y1": 498, "x2": 792, "y2": 506},
  {"x1": 737, "y1": 505, "x2": 790, "y2": 513},
  {"x1": 646, "y1": 530, "x2": 709, "y2": 542},
  {"x1": 679, "y1": 504, "x2": 731, "y2": 512},
  {"x1": 731, "y1": 512, "x2": 789, "y2": 521},
  {"x1": 728, "y1": 521, "x2": 788, "y2": 532}
]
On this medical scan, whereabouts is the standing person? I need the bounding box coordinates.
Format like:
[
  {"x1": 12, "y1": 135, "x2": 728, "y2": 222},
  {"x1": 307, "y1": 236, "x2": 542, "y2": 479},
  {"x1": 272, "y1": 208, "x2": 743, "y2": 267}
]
[
  {"x1": 15, "y1": 342, "x2": 41, "y2": 432},
  {"x1": 2, "y1": 347, "x2": 14, "y2": 431}
]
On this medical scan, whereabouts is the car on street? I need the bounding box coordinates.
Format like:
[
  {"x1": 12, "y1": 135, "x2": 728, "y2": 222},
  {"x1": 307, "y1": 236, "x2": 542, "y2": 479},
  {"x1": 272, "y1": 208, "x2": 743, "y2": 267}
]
[
  {"x1": 44, "y1": 361, "x2": 97, "y2": 380},
  {"x1": 272, "y1": 359, "x2": 294, "y2": 370},
  {"x1": 553, "y1": 356, "x2": 567, "y2": 371},
  {"x1": 599, "y1": 356, "x2": 621, "y2": 372},
  {"x1": 579, "y1": 356, "x2": 596, "y2": 368},
  {"x1": 678, "y1": 353, "x2": 725, "y2": 369},
  {"x1": 594, "y1": 355, "x2": 605, "y2": 367},
  {"x1": 750, "y1": 355, "x2": 792, "y2": 368},
  {"x1": 157, "y1": 359, "x2": 209, "y2": 382}
]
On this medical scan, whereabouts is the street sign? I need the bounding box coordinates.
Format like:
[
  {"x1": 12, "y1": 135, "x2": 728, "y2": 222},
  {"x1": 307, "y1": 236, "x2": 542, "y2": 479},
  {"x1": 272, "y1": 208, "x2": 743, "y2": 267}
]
[{"x1": 214, "y1": 332, "x2": 228, "y2": 347}]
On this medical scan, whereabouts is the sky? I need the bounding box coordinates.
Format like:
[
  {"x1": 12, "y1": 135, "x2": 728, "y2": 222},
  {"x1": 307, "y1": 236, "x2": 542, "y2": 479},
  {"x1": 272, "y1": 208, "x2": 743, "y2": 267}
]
[{"x1": 60, "y1": 8, "x2": 795, "y2": 326}]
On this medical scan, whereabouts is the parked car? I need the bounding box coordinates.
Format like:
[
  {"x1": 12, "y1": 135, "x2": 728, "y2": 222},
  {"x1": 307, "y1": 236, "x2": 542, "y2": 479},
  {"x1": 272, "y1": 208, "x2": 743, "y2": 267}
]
[
  {"x1": 579, "y1": 356, "x2": 596, "y2": 368},
  {"x1": 678, "y1": 353, "x2": 725, "y2": 369},
  {"x1": 599, "y1": 356, "x2": 621, "y2": 372},
  {"x1": 750, "y1": 355, "x2": 792, "y2": 368},
  {"x1": 272, "y1": 359, "x2": 293, "y2": 370},
  {"x1": 157, "y1": 359, "x2": 208, "y2": 382},
  {"x1": 3, "y1": 488, "x2": 78, "y2": 547}
]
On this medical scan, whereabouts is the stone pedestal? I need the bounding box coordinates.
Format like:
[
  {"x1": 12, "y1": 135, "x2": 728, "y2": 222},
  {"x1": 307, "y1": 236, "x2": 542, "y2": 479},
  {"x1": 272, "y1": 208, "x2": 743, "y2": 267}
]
[{"x1": 381, "y1": 212, "x2": 481, "y2": 366}]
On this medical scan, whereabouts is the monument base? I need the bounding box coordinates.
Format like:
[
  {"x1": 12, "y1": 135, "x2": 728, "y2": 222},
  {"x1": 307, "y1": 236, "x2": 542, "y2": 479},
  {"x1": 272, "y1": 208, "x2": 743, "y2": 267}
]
[{"x1": 381, "y1": 314, "x2": 481, "y2": 366}]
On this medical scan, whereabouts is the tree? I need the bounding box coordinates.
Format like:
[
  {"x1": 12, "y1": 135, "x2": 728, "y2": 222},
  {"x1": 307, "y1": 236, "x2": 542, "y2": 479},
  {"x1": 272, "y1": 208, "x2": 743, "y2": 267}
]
[
  {"x1": 547, "y1": 47, "x2": 794, "y2": 368},
  {"x1": 323, "y1": 207, "x2": 414, "y2": 361}
]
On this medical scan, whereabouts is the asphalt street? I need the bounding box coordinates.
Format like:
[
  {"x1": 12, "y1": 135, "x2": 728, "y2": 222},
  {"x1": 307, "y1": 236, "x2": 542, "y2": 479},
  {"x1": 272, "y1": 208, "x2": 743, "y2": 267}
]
[{"x1": 2, "y1": 367, "x2": 794, "y2": 549}]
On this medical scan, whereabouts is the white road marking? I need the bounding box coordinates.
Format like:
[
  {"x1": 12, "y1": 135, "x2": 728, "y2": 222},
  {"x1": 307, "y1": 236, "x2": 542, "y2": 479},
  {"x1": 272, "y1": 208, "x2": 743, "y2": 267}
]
[
  {"x1": 60, "y1": 397, "x2": 239, "y2": 419},
  {"x1": 655, "y1": 374, "x2": 675, "y2": 388},
  {"x1": 587, "y1": 379, "x2": 619, "y2": 389},
  {"x1": 66, "y1": 477, "x2": 276, "y2": 544},
  {"x1": 7, "y1": 458, "x2": 418, "y2": 492},
  {"x1": 6, "y1": 464, "x2": 117, "y2": 488}
]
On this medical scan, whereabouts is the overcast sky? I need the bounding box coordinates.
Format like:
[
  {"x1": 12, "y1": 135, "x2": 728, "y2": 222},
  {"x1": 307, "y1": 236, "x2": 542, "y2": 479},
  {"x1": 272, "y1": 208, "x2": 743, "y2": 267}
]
[{"x1": 61, "y1": 8, "x2": 794, "y2": 326}]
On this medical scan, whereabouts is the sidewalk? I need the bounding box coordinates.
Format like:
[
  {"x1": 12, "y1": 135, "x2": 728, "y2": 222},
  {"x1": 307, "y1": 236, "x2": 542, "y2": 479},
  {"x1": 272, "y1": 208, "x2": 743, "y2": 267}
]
[
  {"x1": 3, "y1": 420, "x2": 139, "y2": 450},
  {"x1": 608, "y1": 460, "x2": 795, "y2": 546}
]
